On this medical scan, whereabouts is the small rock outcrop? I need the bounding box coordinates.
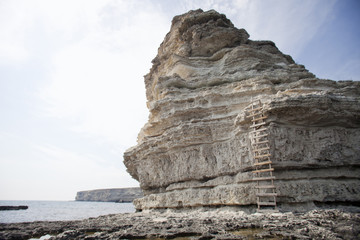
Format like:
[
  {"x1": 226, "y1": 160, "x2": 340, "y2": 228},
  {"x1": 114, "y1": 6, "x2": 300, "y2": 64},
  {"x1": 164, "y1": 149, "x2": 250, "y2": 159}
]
[
  {"x1": 123, "y1": 9, "x2": 360, "y2": 211},
  {"x1": 0, "y1": 206, "x2": 28, "y2": 211},
  {"x1": 75, "y1": 188, "x2": 143, "y2": 202}
]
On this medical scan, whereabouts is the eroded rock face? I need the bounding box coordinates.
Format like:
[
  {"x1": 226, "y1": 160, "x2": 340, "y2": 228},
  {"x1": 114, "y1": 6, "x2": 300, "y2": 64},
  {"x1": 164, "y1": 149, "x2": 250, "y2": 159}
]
[{"x1": 123, "y1": 9, "x2": 360, "y2": 210}]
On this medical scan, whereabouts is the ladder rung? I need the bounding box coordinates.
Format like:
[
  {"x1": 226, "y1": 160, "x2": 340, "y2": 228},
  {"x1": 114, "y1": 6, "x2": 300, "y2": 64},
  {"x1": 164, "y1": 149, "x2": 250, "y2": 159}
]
[
  {"x1": 258, "y1": 202, "x2": 276, "y2": 206},
  {"x1": 252, "y1": 168, "x2": 274, "y2": 173},
  {"x1": 252, "y1": 133, "x2": 268, "y2": 139},
  {"x1": 252, "y1": 140, "x2": 269, "y2": 146},
  {"x1": 253, "y1": 147, "x2": 270, "y2": 152},
  {"x1": 248, "y1": 106, "x2": 263, "y2": 112},
  {"x1": 256, "y1": 193, "x2": 277, "y2": 197},
  {"x1": 252, "y1": 116, "x2": 267, "y2": 122},
  {"x1": 253, "y1": 176, "x2": 276, "y2": 181},
  {"x1": 254, "y1": 153, "x2": 271, "y2": 159},
  {"x1": 255, "y1": 185, "x2": 276, "y2": 189},
  {"x1": 245, "y1": 101, "x2": 261, "y2": 110},
  {"x1": 248, "y1": 112, "x2": 263, "y2": 118},
  {"x1": 250, "y1": 122, "x2": 266, "y2": 128},
  {"x1": 254, "y1": 160, "x2": 272, "y2": 166},
  {"x1": 250, "y1": 128, "x2": 268, "y2": 134}
]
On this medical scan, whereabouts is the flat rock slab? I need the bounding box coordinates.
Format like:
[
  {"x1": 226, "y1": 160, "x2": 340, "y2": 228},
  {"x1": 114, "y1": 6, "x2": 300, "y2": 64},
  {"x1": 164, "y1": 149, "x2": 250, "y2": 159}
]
[
  {"x1": 0, "y1": 209, "x2": 359, "y2": 239},
  {"x1": 0, "y1": 206, "x2": 28, "y2": 211}
]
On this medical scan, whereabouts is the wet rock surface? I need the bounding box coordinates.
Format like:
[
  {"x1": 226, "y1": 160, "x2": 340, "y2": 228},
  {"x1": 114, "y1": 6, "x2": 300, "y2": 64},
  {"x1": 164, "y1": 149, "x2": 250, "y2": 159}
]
[{"x1": 1, "y1": 209, "x2": 359, "y2": 239}]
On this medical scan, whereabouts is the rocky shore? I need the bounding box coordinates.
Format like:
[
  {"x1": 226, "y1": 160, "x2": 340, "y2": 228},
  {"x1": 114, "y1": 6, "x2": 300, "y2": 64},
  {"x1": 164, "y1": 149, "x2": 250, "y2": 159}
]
[{"x1": 0, "y1": 208, "x2": 359, "y2": 239}]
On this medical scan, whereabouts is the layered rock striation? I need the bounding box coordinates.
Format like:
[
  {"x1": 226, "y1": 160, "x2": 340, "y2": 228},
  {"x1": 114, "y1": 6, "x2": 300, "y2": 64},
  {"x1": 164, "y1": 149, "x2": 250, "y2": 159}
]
[
  {"x1": 124, "y1": 9, "x2": 360, "y2": 211},
  {"x1": 75, "y1": 188, "x2": 143, "y2": 202}
]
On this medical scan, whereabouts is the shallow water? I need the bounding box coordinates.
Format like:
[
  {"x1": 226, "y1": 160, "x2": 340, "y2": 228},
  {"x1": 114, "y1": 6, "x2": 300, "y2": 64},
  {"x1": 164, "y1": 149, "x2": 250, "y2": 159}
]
[{"x1": 0, "y1": 200, "x2": 135, "y2": 223}]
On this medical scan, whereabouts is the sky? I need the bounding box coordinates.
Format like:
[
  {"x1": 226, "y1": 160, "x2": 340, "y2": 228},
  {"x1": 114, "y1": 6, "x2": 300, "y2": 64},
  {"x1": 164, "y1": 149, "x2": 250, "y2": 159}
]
[{"x1": 0, "y1": 0, "x2": 359, "y2": 201}]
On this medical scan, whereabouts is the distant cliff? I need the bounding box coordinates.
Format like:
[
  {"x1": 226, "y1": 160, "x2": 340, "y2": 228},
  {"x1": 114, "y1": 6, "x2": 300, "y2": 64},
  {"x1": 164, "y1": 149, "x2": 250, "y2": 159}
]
[{"x1": 75, "y1": 187, "x2": 143, "y2": 202}]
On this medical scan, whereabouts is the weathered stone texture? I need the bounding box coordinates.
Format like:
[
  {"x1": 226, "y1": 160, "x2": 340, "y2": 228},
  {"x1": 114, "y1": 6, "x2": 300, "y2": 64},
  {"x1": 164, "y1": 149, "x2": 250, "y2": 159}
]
[
  {"x1": 123, "y1": 9, "x2": 360, "y2": 210},
  {"x1": 2, "y1": 209, "x2": 360, "y2": 239}
]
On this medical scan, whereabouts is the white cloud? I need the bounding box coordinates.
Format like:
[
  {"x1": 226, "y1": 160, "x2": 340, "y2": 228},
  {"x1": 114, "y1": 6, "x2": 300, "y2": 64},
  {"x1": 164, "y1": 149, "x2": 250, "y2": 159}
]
[
  {"x1": 245, "y1": 0, "x2": 337, "y2": 58},
  {"x1": 176, "y1": 0, "x2": 337, "y2": 59},
  {"x1": 0, "y1": 131, "x2": 138, "y2": 200},
  {"x1": 0, "y1": 0, "x2": 170, "y2": 200},
  {"x1": 0, "y1": 1, "x2": 30, "y2": 64},
  {"x1": 0, "y1": 0, "x2": 101, "y2": 64},
  {"x1": 331, "y1": 59, "x2": 360, "y2": 81},
  {"x1": 2, "y1": 0, "x2": 355, "y2": 202},
  {"x1": 1, "y1": 0, "x2": 338, "y2": 148},
  {"x1": 38, "y1": 0, "x2": 169, "y2": 147},
  {"x1": 229, "y1": 0, "x2": 338, "y2": 58},
  {"x1": 34, "y1": 143, "x2": 136, "y2": 188}
]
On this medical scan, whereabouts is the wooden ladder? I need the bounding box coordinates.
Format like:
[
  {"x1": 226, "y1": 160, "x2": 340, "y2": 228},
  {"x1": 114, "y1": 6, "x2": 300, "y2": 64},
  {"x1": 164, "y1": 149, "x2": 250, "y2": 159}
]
[{"x1": 247, "y1": 100, "x2": 278, "y2": 213}]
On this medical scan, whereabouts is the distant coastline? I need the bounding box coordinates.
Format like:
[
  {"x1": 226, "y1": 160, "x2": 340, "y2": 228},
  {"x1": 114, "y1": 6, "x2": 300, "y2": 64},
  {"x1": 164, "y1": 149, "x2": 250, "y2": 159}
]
[
  {"x1": 75, "y1": 187, "x2": 143, "y2": 202},
  {"x1": 0, "y1": 200, "x2": 135, "y2": 223}
]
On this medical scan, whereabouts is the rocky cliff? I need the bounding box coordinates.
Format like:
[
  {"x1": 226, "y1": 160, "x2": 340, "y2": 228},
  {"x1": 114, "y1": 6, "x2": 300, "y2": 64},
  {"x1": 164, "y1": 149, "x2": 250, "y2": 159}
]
[
  {"x1": 75, "y1": 188, "x2": 143, "y2": 202},
  {"x1": 123, "y1": 9, "x2": 360, "y2": 211}
]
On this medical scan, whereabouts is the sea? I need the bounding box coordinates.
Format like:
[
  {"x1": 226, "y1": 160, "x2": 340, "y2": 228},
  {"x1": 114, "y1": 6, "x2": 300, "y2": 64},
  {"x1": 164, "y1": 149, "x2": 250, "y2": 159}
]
[{"x1": 0, "y1": 200, "x2": 135, "y2": 223}]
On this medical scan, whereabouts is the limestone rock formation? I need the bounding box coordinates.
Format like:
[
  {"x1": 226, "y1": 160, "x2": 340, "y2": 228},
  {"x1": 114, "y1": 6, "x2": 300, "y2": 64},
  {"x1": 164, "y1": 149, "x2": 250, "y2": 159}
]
[
  {"x1": 75, "y1": 188, "x2": 143, "y2": 202},
  {"x1": 123, "y1": 9, "x2": 360, "y2": 211}
]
